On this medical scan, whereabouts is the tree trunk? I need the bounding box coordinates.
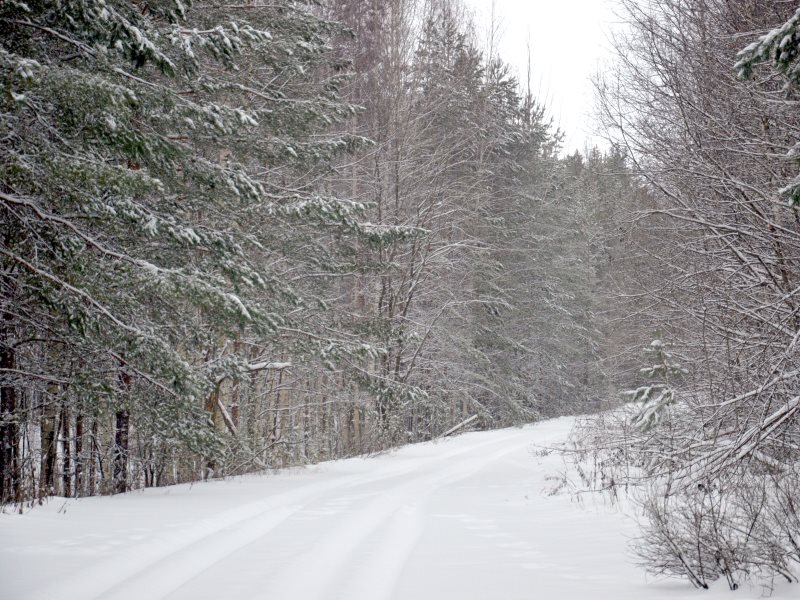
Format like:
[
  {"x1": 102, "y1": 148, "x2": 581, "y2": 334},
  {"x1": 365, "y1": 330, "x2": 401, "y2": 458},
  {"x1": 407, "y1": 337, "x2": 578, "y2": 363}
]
[
  {"x1": 203, "y1": 386, "x2": 220, "y2": 479},
  {"x1": 113, "y1": 409, "x2": 129, "y2": 494},
  {"x1": 88, "y1": 417, "x2": 98, "y2": 496},
  {"x1": 113, "y1": 363, "x2": 131, "y2": 494},
  {"x1": 353, "y1": 405, "x2": 361, "y2": 453},
  {"x1": 39, "y1": 393, "x2": 57, "y2": 499},
  {"x1": 74, "y1": 413, "x2": 83, "y2": 497},
  {"x1": 0, "y1": 324, "x2": 18, "y2": 504},
  {"x1": 60, "y1": 405, "x2": 71, "y2": 497}
]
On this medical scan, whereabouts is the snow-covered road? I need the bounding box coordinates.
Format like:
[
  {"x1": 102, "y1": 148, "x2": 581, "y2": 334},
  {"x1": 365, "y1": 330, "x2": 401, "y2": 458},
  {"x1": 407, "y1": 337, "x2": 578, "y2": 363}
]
[{"x1": 1, "y1": 417, "x2": 795, "y2": 600}]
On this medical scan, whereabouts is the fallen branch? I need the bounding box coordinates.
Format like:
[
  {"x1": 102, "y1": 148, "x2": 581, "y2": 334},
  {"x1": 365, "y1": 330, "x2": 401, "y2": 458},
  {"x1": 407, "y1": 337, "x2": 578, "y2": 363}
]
[{"x1": 441, "y1": 414, "x2": 478, "y2": 438}]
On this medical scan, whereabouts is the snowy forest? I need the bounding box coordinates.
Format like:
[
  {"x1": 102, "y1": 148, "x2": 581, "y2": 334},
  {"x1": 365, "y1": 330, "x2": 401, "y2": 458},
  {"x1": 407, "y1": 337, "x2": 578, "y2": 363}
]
[{"x1": 1, "y1": 0, "x2": 800, "y2": 594}]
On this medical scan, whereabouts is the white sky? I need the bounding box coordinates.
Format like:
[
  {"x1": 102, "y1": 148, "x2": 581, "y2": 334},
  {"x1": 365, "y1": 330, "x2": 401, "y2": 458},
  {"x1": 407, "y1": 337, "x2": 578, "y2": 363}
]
[{"x1": 463, "y1": 0, "x2": 618, "y2": 154}]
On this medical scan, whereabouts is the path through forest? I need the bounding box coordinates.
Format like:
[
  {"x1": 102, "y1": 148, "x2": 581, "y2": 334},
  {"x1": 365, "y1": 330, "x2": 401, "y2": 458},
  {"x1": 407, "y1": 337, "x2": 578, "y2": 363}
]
[{"x1": 1, "y1": 417, "x2": 794, "y2": 599}]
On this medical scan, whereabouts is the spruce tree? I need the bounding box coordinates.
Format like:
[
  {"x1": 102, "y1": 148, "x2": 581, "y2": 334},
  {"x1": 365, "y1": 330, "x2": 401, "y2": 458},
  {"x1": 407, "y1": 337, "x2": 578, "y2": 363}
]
[
  {"x1": 625, "y1": 339, "x2": 686, "y2": 430},
  {"x1": 0, "y1": 0, "x2": 406, "y2": 500}
]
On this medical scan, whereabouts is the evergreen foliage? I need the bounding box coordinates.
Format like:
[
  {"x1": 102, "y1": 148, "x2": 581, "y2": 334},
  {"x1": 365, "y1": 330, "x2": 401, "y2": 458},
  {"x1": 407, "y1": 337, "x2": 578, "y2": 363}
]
[
  {"x1": 0, "y1": 0, "x2": 412, "y2": 501},
  {"x1": 736, "y1": 6, "x2": 800, "y2": 205},
  {"x1": 625, "y1": 340, "x2": 685, "y2": 431},
  {"x1": 0, "y1": 0, "x2": 635, "y2": 505}
]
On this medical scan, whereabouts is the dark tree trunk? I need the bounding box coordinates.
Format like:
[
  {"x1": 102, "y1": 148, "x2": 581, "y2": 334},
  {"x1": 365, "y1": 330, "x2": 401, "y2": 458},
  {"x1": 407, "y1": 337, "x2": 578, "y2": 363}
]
[
  {"x1": 88, "y1": 417, "x2": 98, "y2": 496},
  {"x1": 39, "y1": 396, "x2": 57, "y2": 499},
  {"x1": 60, "y1": 406, "x2": 71, "y2": 497},
  {"x1": 204, "y1": 384, "x2": 221, "y2": 479},
  {"x1": 0, "y1": 326, "x2": 18, "y2": 504},
  {"x1": 113, "y1": 363, "x2": 131, "y2": 495},
  {"x1": 113, "y1": 409, "x2": 129, "y2": 494},
  {"x1": 144, "y1": 446, "x2": 152, "y2": 488},
  {"x1": 0, "y1": 236, "x2": 20, "y2": 505},
  {"x1": 74, "y1": 413, "x2": 83, "y2": 497}
]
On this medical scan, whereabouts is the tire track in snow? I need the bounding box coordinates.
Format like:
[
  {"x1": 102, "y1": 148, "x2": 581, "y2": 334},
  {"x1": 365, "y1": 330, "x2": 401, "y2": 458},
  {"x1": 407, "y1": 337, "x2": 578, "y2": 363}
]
[
  {"x1": 260, "y1": 433, "x2": 536, "y2": 600},
  {"x1": 29, "y1": 428, "x2": 534, "y2": 600},
  {"x1": 342, "y1": 503, "x2": 426, "y2": 600}
]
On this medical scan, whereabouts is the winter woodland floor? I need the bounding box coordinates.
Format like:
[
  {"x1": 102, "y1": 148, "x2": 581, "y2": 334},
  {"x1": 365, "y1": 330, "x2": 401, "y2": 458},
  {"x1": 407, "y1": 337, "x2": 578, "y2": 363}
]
[{"x1": 1, "y1": 416, "x2": 796, "y2": 600}]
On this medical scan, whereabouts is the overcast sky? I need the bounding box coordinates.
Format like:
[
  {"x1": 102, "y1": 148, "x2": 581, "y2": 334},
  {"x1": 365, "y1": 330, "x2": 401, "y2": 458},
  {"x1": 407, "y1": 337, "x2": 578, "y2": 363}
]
[{"x1": 463, "y1": 0, "x2": 618, "y2": 154}]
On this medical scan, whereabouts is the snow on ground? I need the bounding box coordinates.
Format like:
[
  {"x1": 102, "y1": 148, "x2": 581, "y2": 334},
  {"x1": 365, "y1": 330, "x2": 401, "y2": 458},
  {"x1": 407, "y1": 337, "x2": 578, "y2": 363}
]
[{"x1": 1, "y1": 416, "x2": 796, "y2": 600}]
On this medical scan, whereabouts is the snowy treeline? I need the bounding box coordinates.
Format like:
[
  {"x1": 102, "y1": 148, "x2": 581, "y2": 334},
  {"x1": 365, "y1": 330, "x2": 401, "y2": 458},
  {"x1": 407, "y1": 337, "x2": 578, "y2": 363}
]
[
  {"x1": 569, "y1": 0, "x2": 800, "y2": 590},
  {"x1": 5, "y1": 0, "x2": 798, "y2": 592},
  {"x1": 0, "y1": 0, "x2": 638, "y2": 504}
]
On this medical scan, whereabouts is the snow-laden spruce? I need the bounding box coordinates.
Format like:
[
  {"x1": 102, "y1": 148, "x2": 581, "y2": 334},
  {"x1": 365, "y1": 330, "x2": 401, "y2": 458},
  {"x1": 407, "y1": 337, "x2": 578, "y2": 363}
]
[{"x1": 0, "y1": 0, "x2": 418, "y2": 503}]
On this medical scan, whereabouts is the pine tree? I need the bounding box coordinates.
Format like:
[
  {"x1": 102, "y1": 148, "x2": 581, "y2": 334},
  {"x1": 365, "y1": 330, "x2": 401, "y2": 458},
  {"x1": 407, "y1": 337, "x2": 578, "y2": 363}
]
[
  {"x1": 0, "y1": 0, "x2": 407, "y2": 500},
  {"x1": 625, "y1": 340, "x2": 686, "y2": 430},
  {"x1": 735, "y1": 6, "x2": 800, "y2": 205}
]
